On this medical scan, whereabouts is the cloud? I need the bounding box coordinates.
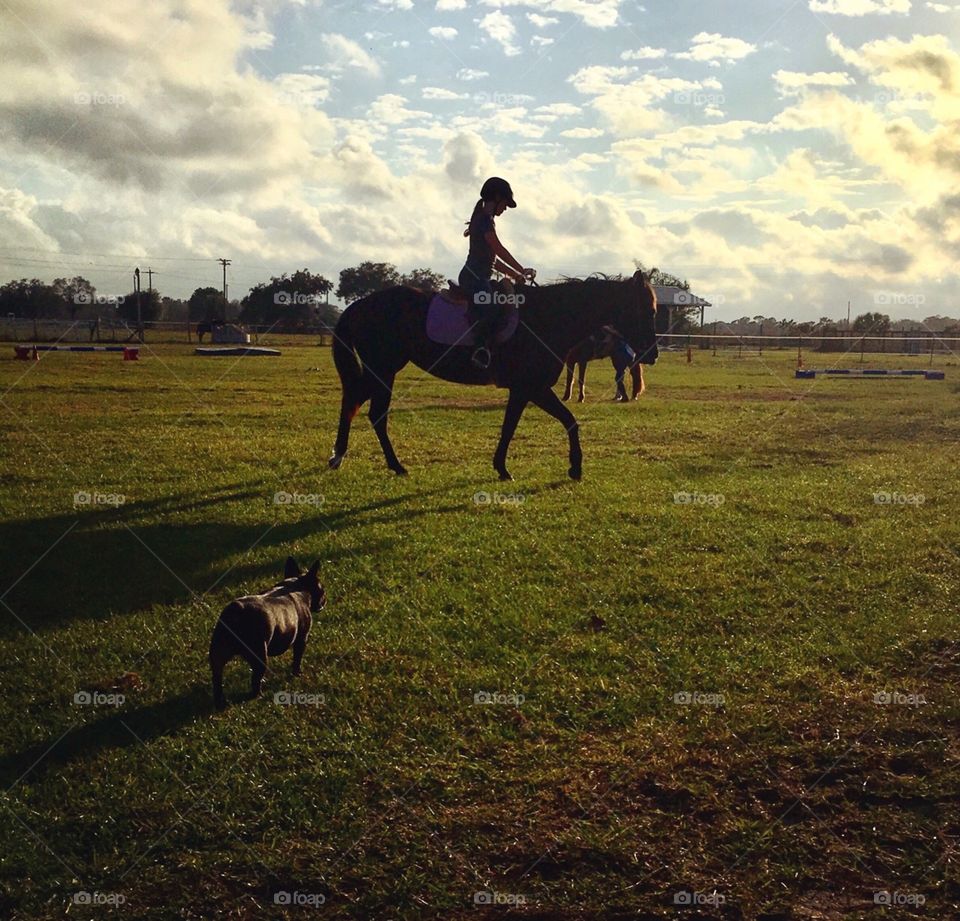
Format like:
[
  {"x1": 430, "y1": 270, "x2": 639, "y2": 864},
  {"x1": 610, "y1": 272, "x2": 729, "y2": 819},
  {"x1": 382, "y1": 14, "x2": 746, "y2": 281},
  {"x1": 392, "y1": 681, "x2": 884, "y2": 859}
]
[
  {"x1": 621, "y1": 47, "x2": 667, "y2": 60},
  {"x1": 560, "y1": 127, "x2": 605, "y2": 138},
  {"x1": 456, "y1": 68, "x2": 489, "y2": 80},
  {"x1": 677, "y1": 32, "x2": 757, "y2": 66},
  {"x1": 428, "y1": 26, "x2": 458, "y2": 39},
  {"x1": 436, "y1": 0, "x2": 466, "y2": 8},
  {"x1": 773, "y1": 69, "x2": 855, "y2": 95},
  {"x1": 481, "y1": 0, "x2": 621, "y2": 28},
  {"x1": 320, "y1": 33, "x2": 381, "y2": 76},
  {"x1": 422, "y1": 86, "x2": 469, "y2": 100},
  {"x1": 809, "y1": 0, "x2": 910, "y2": 13},
  {"x1": 527, "y1": 12, "x2": 559, "y2": 26},
  {"x1": 479, "y1": 10, "x2": 520, "y2": 55}
]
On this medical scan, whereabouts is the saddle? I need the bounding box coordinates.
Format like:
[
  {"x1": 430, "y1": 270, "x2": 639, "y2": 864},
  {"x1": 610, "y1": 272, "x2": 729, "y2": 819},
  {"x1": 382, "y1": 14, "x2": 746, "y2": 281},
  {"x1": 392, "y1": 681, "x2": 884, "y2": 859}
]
[{"x1": 425, "y1": 280, "x2": 520, "y2": 347}]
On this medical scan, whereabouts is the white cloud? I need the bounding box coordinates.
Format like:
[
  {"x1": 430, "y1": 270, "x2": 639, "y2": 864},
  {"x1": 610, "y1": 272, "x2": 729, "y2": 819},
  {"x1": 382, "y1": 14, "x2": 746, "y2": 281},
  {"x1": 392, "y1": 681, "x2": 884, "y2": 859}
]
[
  {"x1": 456, "y1": 68, "x2": 489, "y2": 80},
  {"x1": 428, "y1": 26, "x2": 458, "y2": 39},
  {"x1": 531, "y1": 36, "x2": 554, "y2": 47},
  {"x1": 527, "y1": 12, "x2": 559, "y2": 27},
  {"x1": 773, "y1": 69, "x2": 855, "y2": 95},
  {"x1": 621, "y1": 47, "x2": 666, "y2": 60},
  {"x1": 479, "y1": 10, "x2": 520, "y2": 56},
  {"x1": 320, "y1": 33, "x2": 381, "y2": 76},
  {"x1": 436, "y1": 0, "x2": 467, "y2": 8},
  {"x1": 809, "y1": 0, "x2": 910, "y2": 13},
  {"x1": 481, "y1": 0, "x2": 621, "y2": 28},
  {"x1": 560, "y1": 127, "x2": 605, "y2": 138},
  {"x1": 422, "y1": 86, "x2": 469, "y2": 100},
  {"x1": 677, "y1": 32, "x2": 757, "y2": 66}
]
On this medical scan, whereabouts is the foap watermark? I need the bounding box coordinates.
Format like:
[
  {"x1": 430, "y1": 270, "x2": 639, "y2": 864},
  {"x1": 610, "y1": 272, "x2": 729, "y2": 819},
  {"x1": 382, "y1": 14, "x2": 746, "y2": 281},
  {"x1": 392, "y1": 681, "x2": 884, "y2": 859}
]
[
  {"x1": 274, "y1": 290, "x2": 327, "y2": 306},
  {"x1": 73, "y1": 90, "x2": 125, "y2": 107},
  {"x1": 874, "y1": 891, "x2": 926, "y2": 907},
  {"x1": 274, "y1": 890, "x2": 326, "y2": 906},
  {"x1": 672, "y1": 91, "x2": 725, "y2": 108},
  {"x1": 474, "y1": 891, "x2": 527, "y2": 906},
  {"x1": 673, "y1": 491, "x2": 725, "y2": 507},
  {"x1": 870, "y1": 89, "x2": 934, "y2": 109},
  {"x1": 473, "y1": 490, "x2": 526, "y2": 507},
  {"x1": 673, "y1": 691, "x2": 724, "y2": 708},
  {"x1": 73, "y1": 292, "x2": 125, "y2": 306},
  {"x1": 472, "y1": 91, "x2": 532, "y2": 107},
  {"x1": 73, "y1": 690, "x2": 125, "y2": 708},
  {"x1": 72, "y1": 891, "x2": 126, "y2": 906},
  {"x1": 873, "y1": 491, "x2": 924, "y2": 506},
  {"x1": 73, "y1": 490, "x2": 125, "y2": 509},
  {"x1": 673, "y1": 890, "x2": 725, "y2": 906},
  {"x1": 873, "y1": 691, "x2": 927, "y2": 707},
  {"x1": 274, "y1": 691, "x2": 325, "y2": 707},
  {"x1": 874, "y1": 291, "x2": 926, "y2": 307},
  {"x1": 676, "y1": 289, "x2": 725, "y2": 307},
  {"x1": 474, "y1": 290, "x2": 524, "y2": 307},
  {"x1": 474, "y1": 691, "x2": 525, "y2": 706},
  {"x1": 274, "y1": 491, "x2": 325, "y2": 507}
]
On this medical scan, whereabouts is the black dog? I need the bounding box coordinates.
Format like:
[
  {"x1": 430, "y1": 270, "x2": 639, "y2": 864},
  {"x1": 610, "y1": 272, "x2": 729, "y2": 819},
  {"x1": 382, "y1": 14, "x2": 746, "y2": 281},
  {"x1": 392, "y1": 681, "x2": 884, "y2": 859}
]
[{"x1": 209, "y1": 557, "x2": 325, "y2": 709}]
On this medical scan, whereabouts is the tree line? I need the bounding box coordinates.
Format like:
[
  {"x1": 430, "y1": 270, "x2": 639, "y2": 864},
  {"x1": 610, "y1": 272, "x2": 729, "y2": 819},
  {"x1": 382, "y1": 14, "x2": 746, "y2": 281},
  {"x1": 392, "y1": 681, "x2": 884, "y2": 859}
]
[{"x1": 0, "y1": 263, "x2": 446, "y2": 330}]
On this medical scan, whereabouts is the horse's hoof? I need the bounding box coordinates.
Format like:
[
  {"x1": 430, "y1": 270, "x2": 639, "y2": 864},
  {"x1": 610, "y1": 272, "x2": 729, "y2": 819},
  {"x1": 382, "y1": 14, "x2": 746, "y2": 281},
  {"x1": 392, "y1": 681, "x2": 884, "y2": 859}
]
[
  {"x1": 392, "y1": 466, "x2": 408, "y2": 477},
  {"x1": 328, "y1": 453, "x2": 344, "y2": 470},
  {"x1": 569, "y1": 466, "x2": 582, "y2": 481},
  {"x1": 498, "y1": 470, "x2": 513, "y2": 482}
]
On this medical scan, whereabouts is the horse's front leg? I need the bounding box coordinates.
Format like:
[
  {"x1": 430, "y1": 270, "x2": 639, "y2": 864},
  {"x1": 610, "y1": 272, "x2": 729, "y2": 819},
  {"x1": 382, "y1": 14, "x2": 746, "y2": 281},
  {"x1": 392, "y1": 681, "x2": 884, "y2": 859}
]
[
  {"x1": 562, "y1": 362, "x2": 574, "y2": 402},
  {"x1": 530, "y1": 388, "x2": 582, "y2": 480},
  {"x1": 493, "y1": 390, "x2": 528, "y2": 481},
  {"x1": 368, "y1": 375, "x2": 406, "y2": 475}
]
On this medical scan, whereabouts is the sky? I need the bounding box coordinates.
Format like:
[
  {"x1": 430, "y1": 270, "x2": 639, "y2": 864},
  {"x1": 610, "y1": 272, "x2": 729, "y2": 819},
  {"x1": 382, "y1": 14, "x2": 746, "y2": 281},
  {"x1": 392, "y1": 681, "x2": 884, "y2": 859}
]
[{"x1": 0, "y1": 0, "x2": 958, "y2": 320}]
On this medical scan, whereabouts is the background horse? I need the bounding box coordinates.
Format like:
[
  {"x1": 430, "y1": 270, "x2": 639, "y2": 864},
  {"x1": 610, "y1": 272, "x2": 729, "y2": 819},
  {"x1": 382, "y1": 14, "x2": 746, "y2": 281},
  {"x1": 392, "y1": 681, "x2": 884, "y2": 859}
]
[
  {"x1": 328, "y1": 272, "x2": 658, "y2": 480},
  {"x1": 563, "y1": 326, "x2": 645, "y2": 403},
  {"x1": 195, "y1": 320, "x2": 223, "y2": 343}
]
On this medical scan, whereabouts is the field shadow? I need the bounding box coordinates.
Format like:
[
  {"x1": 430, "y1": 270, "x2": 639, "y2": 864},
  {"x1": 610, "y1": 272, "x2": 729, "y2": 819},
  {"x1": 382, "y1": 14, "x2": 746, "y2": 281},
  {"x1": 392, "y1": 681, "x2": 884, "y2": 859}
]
[
  {"x1": 0, "y1": 477, "x2": 481, "y2": 634},
  {"x1": 0, "y1": 684, "x2": 211, "y2": 788}
]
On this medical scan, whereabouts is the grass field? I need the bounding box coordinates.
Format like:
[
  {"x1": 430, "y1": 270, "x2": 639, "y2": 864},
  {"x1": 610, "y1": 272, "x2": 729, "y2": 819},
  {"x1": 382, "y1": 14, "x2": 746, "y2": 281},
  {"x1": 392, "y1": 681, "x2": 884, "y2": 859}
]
[{"x1": 0, "y1": 342, "x2": 958, "y2": 920}]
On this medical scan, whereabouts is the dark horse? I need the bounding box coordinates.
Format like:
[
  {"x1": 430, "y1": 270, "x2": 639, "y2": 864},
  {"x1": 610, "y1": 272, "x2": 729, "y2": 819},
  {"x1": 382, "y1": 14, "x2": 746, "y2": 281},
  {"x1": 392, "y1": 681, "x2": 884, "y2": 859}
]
[
  {"x1": 195, "y1": 320, "x2": 223, "y2": 343},
  {"x1": 563, "y1": 326, "x2": 644, "y2": 403},
  {"x1": 329, "y1": 271, "x2": 658, "y2": 480}
]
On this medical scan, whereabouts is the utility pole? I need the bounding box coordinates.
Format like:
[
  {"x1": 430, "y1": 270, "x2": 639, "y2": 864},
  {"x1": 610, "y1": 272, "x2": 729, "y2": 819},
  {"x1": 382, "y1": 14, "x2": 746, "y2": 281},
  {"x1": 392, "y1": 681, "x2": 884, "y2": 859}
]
[
  {"x1": 218, "y1": 258, "x2": 231, "y2": 322},
  {"x1": 134, "y1": 266, "x2": 143, "y2": 342},
  {"x1": 146, "y1": 267, "x2": 155, "y2": 294}
]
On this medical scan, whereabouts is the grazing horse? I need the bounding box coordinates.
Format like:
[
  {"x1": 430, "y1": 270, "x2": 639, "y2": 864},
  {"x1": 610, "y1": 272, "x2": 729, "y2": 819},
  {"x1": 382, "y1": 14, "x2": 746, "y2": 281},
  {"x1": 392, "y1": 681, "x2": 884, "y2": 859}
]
[
  {"x1": 563, "y1": 326, "x2": 645, "y2": 403},
  {"x1": 328, "y1": 272, "x2": 658, "y2": 480},
  {"x1": 195, "y1": 320, "x2": 223, "y2": 343}
]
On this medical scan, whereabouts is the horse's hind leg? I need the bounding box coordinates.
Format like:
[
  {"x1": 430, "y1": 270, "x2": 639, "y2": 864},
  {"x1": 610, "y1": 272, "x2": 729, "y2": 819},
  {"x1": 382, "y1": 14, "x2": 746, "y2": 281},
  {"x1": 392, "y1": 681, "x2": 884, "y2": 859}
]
[
  {"x1": 577, "y1": 361, "x2": 587, "y2": 402},
  {"x1": 632, "y1": 364, "x2": 644, "y2": 400},
  {"x1": 530, "y1": 387, "x2": 582, "y2": 480},
  {"x1": 493, "y1": 389, "x2": 529, "y2": 481},
  {"x1": 368, "y1": 375, "x2": 406, "y2": 475},
  {"x1": 331, "y1": 393, "x2": 364, "y2": 469}
]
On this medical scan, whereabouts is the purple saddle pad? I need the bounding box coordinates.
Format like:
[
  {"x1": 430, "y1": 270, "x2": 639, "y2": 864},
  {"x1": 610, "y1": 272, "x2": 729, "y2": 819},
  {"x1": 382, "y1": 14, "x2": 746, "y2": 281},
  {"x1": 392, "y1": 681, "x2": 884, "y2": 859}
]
[{"x1": 425, "y1": 293, "x2": 519, "y2": 347}]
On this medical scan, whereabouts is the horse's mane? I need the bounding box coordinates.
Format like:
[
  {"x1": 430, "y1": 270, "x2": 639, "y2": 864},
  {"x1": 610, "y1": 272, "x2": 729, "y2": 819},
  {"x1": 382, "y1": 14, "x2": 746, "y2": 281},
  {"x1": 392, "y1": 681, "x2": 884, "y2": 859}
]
[{"x1": 521, "y1": 273, "x2": 656, "y2": 313}]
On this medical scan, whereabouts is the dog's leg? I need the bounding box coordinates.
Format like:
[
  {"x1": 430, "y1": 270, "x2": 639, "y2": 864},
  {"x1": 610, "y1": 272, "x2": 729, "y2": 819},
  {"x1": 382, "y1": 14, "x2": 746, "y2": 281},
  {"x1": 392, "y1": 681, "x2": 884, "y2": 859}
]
[
  {"x1": 247, "y1": 640, "x2": 269, "y2": 699},
  {"x1": 210, "y1": 647, "x2": 230, "y2": 709},
  {"x1": 291, "y1": 624, "x2": 310, "y2": 677}
]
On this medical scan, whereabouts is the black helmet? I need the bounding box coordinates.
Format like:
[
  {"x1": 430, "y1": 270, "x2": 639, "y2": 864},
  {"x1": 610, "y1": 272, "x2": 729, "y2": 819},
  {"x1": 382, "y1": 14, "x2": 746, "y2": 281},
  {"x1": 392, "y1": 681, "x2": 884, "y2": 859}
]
[{"x1": 480, "y1": 176, "x2": 516, "y2": 207}]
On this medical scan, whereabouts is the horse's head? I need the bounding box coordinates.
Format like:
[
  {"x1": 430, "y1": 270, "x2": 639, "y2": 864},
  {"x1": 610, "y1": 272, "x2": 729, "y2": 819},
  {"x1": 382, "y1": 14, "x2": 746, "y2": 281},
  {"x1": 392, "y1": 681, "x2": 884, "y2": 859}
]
[{"x1": 611, "y1": 270, "x2": 658, "y2": 365}]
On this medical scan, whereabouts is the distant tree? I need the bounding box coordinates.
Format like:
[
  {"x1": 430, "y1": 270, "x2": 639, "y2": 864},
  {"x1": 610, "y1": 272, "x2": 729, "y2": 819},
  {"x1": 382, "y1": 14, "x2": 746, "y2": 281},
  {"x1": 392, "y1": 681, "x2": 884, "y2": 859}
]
[
  {"x1": 852, "y1": 311, "x2": 891, "y2": 334},
  {"x1": 0, "y1": 278, "x2": 68, "y2": 319},
  {"x1": 633, "y1": 261, "x2": 690, "y2": 290},
  {"x1": 188, "y1": 287, "x2": 228, "y2": 323},
  {"x1": 240, "y1": 269, "x2": 337, "y2": 330},
  {"x1": 51, "y1": 276, "x2": 96, "y2": 319},
  {"x1": 796, "y1": 321, "x2": 815, "y2": 334},
  {"x1": 117, "y1": 289, "x2": 162, "y2": 323},
  {"x1": 160, "y1": 296, "x2": 188, "y2": 323},
  {"x1": 400, "y1": 267, "x2": 445, "y2": 293},
  {"x1": 336, "y1": 262, "x2": 401, "y2": 304}
]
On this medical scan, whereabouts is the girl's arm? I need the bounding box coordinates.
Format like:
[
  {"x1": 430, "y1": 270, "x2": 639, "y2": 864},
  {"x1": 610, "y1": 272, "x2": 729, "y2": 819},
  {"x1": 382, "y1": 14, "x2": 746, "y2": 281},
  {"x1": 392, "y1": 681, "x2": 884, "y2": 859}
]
[{"x1": 485, "y1": 230, "x2": 524, "y2": 277}]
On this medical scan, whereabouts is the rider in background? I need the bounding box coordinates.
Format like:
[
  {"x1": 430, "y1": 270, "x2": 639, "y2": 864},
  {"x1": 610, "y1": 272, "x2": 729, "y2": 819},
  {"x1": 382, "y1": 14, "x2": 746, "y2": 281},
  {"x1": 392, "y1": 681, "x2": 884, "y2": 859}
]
[{"x1": 459, "y1": 177, "x2": 535, "y2": 369}]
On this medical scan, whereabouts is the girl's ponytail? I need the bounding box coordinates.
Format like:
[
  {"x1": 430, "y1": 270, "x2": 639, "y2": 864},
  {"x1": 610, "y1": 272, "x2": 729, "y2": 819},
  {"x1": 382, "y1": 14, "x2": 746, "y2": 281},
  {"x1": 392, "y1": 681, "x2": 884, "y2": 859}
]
[{"x1": 463, "y1": 199, "x2": 484, "y2": 237}]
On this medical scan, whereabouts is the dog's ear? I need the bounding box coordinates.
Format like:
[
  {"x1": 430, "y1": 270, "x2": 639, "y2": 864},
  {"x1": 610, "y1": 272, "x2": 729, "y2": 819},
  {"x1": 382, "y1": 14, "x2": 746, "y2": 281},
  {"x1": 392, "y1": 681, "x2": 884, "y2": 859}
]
[
  {"x1": 284, "y1": 556, "x2": 300, "y2": 579},
  {"x1": 306, "y1": 560, "x2": 320, "y2": 581}
]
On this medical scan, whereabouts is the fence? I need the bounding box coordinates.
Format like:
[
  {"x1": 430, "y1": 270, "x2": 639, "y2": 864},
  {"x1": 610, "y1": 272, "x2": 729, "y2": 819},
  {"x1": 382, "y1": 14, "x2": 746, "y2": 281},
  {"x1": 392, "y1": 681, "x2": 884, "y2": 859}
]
[{"x1": 660, "y1": 332, "x2": 960, "y2": 359}]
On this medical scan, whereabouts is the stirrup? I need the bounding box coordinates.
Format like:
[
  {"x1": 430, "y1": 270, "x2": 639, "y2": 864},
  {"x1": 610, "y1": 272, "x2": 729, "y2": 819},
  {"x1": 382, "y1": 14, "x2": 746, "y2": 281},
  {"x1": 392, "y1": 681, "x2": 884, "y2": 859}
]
[{"x1": 471, "y1": 346, "x2": 491, "y2": 369}]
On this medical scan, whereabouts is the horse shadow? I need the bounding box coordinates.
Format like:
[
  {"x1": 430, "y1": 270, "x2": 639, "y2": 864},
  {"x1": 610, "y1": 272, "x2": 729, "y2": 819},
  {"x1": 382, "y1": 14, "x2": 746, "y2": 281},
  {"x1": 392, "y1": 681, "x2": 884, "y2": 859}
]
[{"x1": 0, "y1": 476, "x2": 478, "y2": 634}]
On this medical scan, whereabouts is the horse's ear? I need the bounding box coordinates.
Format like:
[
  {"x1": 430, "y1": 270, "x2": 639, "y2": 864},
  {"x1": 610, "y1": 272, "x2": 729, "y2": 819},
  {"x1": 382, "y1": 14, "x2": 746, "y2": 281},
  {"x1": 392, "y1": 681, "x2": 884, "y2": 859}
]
[
  {"x1": 284, "y1": 556, "x2": 300, "y2": 578},
  {"x1": 632, "y1": 269, "x2": 647, "y2": 284}
]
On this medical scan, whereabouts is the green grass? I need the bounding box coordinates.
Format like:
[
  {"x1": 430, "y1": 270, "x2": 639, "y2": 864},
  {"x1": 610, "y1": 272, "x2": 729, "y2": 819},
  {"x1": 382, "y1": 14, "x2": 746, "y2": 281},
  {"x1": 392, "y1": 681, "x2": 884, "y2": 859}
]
[{"x1": 0, "y1": 342, "x2": 958, "y2": 919}]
